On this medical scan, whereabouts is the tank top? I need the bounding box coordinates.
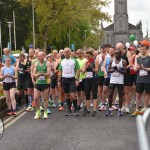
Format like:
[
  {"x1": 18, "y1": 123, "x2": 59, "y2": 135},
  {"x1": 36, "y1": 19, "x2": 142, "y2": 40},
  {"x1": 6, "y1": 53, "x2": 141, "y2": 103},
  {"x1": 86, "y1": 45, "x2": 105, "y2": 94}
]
[
  {"x1": 110, "y1": 59, "x2": 124, "y2": 84},
  {"x1": 86, "y1": 60, "x2": 97, "y2": 79},
  {"x1": 18, "y1": 61, "x2": 27, "y2": 80},
  {"x1": 36, "y1": 60, "x2": 49, "y2": 84},
  {"x1": 2, "y1": 66, "x2": 15, "y2": 83}
]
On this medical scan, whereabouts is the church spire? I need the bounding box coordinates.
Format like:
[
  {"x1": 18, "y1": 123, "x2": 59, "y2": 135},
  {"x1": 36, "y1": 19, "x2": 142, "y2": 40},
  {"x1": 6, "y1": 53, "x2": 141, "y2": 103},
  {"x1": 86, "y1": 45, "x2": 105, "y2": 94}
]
[{"x1": 115, "y1": 0, "x2": 127, "y2": 14}]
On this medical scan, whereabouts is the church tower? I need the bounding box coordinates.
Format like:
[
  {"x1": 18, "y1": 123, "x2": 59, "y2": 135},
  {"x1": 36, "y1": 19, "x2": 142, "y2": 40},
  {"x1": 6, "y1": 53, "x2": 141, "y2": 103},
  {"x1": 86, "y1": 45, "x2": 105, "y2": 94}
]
[{"x1": 114, "y1": 0, "x2": 129, "y2": 43}]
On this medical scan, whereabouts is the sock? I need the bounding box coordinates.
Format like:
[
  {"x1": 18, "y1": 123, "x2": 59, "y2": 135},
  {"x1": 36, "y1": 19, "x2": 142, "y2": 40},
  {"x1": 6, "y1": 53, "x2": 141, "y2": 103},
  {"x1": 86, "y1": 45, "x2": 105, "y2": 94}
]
[
  {"x1": 28, "y1": 95, "x2": 32, "y2": 106},
  {"x1": 66, "y1": 99, "x2": 71, "y2": 111},
  {"x1": 25, "y1": 95, "x2": 28, "y2": 106},
  {"x1": 73, "y1": 100, "x2": 78, "y2": 110},
  {"x1": 61, "y1": 102, "x2": 64, "y2": 107},
  {"x1": 17, "y1": 95, "x2": 22, "y2": 105}
]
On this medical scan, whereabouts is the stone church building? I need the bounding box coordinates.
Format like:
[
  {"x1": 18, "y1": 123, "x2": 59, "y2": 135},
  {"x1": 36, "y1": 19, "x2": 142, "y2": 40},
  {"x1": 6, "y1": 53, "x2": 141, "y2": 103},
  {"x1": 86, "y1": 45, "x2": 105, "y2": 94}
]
[{"x1": 102, "y1": 0, "x2": 143, "y2": 46}]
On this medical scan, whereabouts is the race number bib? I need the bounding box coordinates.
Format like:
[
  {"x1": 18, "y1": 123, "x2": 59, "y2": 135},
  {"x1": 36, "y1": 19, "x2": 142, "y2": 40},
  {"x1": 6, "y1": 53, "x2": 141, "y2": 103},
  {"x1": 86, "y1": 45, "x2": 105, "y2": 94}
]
[
  {"x1": 38, "y1": 76, "x2": 45, "y2": 80},
  {"x1": 139, "y1": 70, "x2": 148, "y2": 76},
  {"x1": 112, "y1": 72, "x2": 120, "y2": 77},
  {"x1": 5, "y1": 77, "x2": 13, "y2": 83},
  {"x1": 64, "y1": 68, "x2": 72, "y2": 75},
  {"x1": 86, "y1": 72, "x2": 93, "y2": 78}
]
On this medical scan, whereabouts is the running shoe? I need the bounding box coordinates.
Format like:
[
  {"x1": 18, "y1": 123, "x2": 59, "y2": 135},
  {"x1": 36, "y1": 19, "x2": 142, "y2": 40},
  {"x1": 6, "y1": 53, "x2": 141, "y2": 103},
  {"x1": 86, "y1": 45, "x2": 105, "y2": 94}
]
[
  {"x1": 83, "y1": 107, "x2": 90, "y2": 116},
  {"x1": 112, "y1": 105, "x2": 118, "y2": 111},
  {"x1": 77, "y1": 105, "x2": 82, "y2": 111},
  {"x1": 58, "y1": 106, "x2": 64, "y2": 111},
  {"x1": 25, "y1": 106, "x2": 34, "y2": 112},
  {"x1": 43, "y1": 112, "x2": 48, "y2": 119},
  {"x1": 12, "y1": 111, "x2": 17, "y2": 116},
  {"x1": 80, "y1": 102, "x2": 84, "y2": 108},
  {"x1": 99, "y1": 105, "x2": 107, "y2": 111},
  {"x1": 92, "y1": 111, "x2": 97, "y2": 116},
  {"x1": 106, "y1": 110, "x2": 113, "y2": 117},
  {"x1": 90, "y1": 102, "x2": 93, "y2": 107},
  {"x1": 125, "y1": 107, "x2": 131, "y2": 114},
  {"x1": 52, "y1": 103, "x2": 56, "y2": 108},
  {"x1": 139, "y1": 108, "x2": 147, "y2": 115},
  {"x1": 118, "y1": 110, "x2": 123, "y2": 117},
  {"x1": 34, "y1": 111, "x2": 41, "y2": 120},
  {"x1": 7, "y1": 112, "x2": 13, "y2": 116},
  {"x1": 74, "y1": 110, "x2": 79, "y2": 116},
  {"x1": 98, "y1": 102, "x2": 102, "y2": 108},
  {"x1": 132, "y1": 110, "x2": 140, "y2": 117},
  {"x1": 58, "y1": 103, "x2": 61, "y2": 108},
  {"x1": 121, "y1": 106, "x2": 126, "y2": 113},
  {"x1": 40, "y1": 106, "x2": 44, "y2": 111},
  {"x1": 47, "y1": 108, "x2": 51, "y2": 114},
  {"x1": 65, "y1": 110, "x2": 73, "y2": 116}
]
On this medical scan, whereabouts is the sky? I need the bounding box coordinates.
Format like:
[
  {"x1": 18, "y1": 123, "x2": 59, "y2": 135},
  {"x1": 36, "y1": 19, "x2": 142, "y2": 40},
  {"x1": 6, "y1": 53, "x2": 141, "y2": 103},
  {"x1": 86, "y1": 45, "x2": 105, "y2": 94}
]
[{"x1": 102, "y1": 0, "x2": 150, "y2": 37}]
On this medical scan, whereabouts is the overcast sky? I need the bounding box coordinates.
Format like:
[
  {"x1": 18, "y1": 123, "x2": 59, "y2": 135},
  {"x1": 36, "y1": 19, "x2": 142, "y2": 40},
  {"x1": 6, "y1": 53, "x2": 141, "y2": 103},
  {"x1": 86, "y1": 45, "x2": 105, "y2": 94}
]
[{"x1": 102, "y1": 0, "x2": 150, "y2": 37}]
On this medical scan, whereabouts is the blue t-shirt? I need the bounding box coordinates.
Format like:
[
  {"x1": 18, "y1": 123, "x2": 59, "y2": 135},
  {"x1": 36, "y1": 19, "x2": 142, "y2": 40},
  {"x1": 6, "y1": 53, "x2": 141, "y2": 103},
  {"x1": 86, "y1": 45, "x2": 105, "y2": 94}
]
[{"x1": 2, "y1": 54, "x2": 16, "y2": 65}]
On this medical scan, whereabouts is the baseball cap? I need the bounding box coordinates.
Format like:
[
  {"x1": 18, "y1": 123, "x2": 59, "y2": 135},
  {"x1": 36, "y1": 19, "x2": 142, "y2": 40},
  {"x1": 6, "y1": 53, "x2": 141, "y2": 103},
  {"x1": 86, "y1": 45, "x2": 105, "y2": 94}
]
[
  {"x1": 100, "y1": 45, "x2": 106, "y2": 48},
  {"x1": 128, "y1": 46, "x2": 135, "y2": 51},
  {"x1": 139, "y1": 40, "x2": 150, "y2": 47}
]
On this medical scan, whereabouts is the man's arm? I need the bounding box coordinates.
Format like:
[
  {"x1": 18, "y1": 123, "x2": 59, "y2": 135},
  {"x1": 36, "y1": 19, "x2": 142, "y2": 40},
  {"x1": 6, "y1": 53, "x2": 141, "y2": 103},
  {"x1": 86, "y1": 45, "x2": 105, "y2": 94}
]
[
  {"x1": 117, "y1": 60, "x2": 127, "y2": 74},
  {"x1": 108, "y1": 60, "x2": 115, "y2": 73},
  {"x1": 126, "y1": 51, "x2": 132, "y2": 69}
]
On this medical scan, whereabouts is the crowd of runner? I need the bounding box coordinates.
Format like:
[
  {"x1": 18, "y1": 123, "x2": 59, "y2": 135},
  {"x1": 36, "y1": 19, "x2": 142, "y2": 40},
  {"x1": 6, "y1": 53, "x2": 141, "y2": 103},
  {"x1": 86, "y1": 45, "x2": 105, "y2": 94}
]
[{"x1": 0, "y1": 40, "x2": 150, "y2": 119}]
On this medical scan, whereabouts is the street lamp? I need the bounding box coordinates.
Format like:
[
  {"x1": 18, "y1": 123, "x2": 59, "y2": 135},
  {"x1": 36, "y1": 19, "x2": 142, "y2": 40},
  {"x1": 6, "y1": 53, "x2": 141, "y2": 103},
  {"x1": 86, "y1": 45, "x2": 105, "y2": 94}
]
[
  {"x1": 32, "y1": 0, "x2": 35, "y2": 49},
  {"x1": 7, "y1": 21, "x2": 12, "y2": 51}
]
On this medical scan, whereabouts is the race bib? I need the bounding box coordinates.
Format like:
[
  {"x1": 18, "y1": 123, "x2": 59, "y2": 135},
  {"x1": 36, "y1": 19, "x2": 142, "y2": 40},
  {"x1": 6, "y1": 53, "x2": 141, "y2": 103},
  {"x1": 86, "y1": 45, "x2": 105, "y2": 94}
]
[
  {"x1": 19, "y1": 69, "x2": 24, "y2": 74},
  {"x1": 139, "y1": 70, "x2": 148, "y2": 76},
  {"x1": 38, "y1": 76, "x2": 45, "y2": 80},
  {"x1": 86, "y1": 72, "x2": 93, "y2": 78},
  {"x1": 64, "y1": 68, "x2": 72, "y2": 75},
  {"x1": 79, "y1": 79, "x2": 82, "y2": 82},
  {"x1": 5, "y1": 77, "x2": 13, "y2": 83},
  {"x1": 112, "y1": 72, "x2": 120, "y2": 77}
]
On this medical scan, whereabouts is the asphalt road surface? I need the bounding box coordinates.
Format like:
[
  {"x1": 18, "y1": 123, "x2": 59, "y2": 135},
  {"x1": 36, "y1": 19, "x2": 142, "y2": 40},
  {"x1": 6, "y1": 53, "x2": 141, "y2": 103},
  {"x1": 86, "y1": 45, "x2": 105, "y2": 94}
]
[{"x1": 0, "y1": 106, "x2": 140, "y2": 150}]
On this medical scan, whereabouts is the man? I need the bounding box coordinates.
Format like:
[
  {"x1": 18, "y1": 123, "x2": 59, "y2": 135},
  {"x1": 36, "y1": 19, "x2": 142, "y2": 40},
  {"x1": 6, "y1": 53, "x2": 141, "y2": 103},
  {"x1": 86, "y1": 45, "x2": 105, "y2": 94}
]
[
  {"x1": 2, "y1": 48, "x2": 16, "y2": 65},
  {"x1": 132, "y1": 41, "x2": 150, "y2": 117},
  {"x1": 101, "y1": 47, "x2": 116, "y2": 111},
  {"x1": 33, "y1": 51, "x2": 51, "y2": 119},
  {"x1": 25, "y1": 48, "x2": 35, "y2": 111},
  {"x1": 76, "y1": 49, "x2": 87, "y2": 111},
  {"x1": 58, "y1": 47, "x2": 80, "y2": 116},
  {"x1": 116, "y1": 43, "x2": 132, "y2": 113},
  {"x1": 106, "y1": 49, "x2": 127, "y2": 117},
  {"x1": 16, "y1": 54, "x2": 28, "y2": 109}
]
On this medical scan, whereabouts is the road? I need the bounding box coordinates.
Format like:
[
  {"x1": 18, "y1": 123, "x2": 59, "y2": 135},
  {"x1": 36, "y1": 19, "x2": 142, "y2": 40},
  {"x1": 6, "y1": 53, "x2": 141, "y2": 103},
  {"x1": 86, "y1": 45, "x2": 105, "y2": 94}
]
[{"x1": 0, "y1": 106, "x2": 139, "y2": 150}]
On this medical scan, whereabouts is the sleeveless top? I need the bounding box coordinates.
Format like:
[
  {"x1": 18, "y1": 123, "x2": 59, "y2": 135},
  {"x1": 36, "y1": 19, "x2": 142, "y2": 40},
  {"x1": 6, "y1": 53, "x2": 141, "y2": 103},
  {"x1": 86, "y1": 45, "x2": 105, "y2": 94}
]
[
  {"x1": 18, "y1": 61, "x2": 27, "y2": 80},
  {"x1": 2, "y1": 66, "x2": 15, "y2": 83},
  {"x1": 86, "y1": 60, "x2": 97, "y2": 79},
  {"x1": 110, "y1": 59, "x2": 124, "y2": 84},
  {"x1": 36, "y1": 60, "x2": 50, "y2": 84}
]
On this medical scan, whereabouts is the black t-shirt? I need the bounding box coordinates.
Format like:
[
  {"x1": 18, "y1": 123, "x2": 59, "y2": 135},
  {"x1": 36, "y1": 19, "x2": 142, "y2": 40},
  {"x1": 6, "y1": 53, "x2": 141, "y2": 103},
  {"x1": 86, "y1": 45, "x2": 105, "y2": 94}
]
[{"x1": 136, "y1": 56, "x2": 150, "y2": 83}]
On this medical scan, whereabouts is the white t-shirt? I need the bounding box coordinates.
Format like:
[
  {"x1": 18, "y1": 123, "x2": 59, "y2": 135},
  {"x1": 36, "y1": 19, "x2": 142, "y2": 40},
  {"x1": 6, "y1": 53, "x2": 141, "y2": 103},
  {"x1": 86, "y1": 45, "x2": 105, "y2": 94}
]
[{"x1": 59, "y1": 58, "x2": 79, "y2": 78}]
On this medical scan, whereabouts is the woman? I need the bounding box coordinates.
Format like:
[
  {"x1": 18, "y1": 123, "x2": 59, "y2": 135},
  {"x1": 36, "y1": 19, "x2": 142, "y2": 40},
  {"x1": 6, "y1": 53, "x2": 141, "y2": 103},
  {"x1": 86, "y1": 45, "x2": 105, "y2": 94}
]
[
  {"x1": 0, "y1": 57, "x2": 18, "y2": 115},
  {"x1": 82, "y1": 50, "x2": 98, "y2": 116}
]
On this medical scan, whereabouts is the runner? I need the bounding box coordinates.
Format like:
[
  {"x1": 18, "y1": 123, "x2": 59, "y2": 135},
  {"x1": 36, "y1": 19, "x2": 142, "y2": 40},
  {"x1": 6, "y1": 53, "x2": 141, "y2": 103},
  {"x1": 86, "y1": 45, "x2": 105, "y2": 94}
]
[
  {"x1": 101, "y1": 47, "x2": 116, "y2": 111},
  {"x1": 83, "y1": 50, "x2": 98, "y2": 116},
  {"x1": 116, "y1": 43, "x2": 132, "y2": 113},
  {"x1": 132, "y1": 41, "x2": 150, "y2": 117},
  {"x1": 25, "y1": 48, "x2": 35, "y2": 111},
  {"x1": 106, "y1": 49, "x2": 127, "y2": 117},
  {"x1": 58, "y1": 47, "x2": 80, "y2": 116},
  {"x1": 16, "y1": 54, "x2": 28, "y2": 109},
  {"x1": 33, "y1": 51, "x2": 51, "y2": 119},
  {"x1": 0, "y1": 57, "x2": 18, "y2": 115},
  {"x1": 76, "y1": 49, "x2": 87, "y2": 111}
]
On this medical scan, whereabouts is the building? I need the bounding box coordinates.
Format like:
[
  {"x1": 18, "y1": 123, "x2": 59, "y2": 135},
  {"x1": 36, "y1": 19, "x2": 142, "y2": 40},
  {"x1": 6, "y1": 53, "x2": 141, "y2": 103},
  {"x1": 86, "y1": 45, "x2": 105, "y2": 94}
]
[{"x1": 102, "y1": 0, "x2": 143, "y2": 46}]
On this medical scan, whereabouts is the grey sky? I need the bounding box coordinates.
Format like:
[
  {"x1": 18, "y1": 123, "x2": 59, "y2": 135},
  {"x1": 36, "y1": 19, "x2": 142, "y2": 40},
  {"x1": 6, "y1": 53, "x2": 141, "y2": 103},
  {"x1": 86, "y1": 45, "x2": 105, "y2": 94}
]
[{"x1": 102, "y1": 0, "x2": 150, "y2": 37}]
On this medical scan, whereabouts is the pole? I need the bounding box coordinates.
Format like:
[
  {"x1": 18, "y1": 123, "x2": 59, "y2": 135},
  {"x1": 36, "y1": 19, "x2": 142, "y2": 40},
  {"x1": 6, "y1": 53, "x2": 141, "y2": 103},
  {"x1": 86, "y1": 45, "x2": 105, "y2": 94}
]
[
  {"x1": 13, "y1": 11, "x2": 16, "y2": 51},
  {"x1": 7, "y1": 22, "x2": 12, "y2": 52},
  {"x1": 32, "y1": 0, "x2": 35, "y2": 49},
  {"x1": 69, "y1": 26, "x2": 70, "y2": 48},
  {"x1": 0, "y1": 21, "x2": 2, "y2": 56}
]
